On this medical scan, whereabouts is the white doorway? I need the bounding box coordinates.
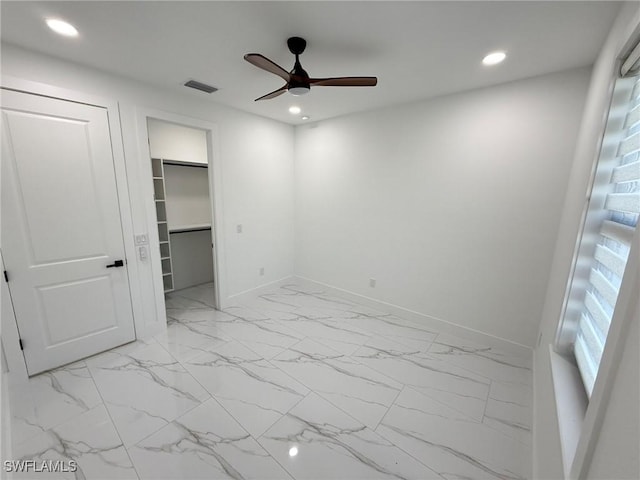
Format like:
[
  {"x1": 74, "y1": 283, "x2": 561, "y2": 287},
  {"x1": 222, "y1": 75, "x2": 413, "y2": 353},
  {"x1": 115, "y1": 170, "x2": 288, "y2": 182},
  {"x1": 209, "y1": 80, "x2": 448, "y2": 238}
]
[
  {"x1": 145, "y1": 118, "x2": 222, "y2": 318},
  {"x1": 1, "y1": 89, "x2": 136, "y2": 375}
]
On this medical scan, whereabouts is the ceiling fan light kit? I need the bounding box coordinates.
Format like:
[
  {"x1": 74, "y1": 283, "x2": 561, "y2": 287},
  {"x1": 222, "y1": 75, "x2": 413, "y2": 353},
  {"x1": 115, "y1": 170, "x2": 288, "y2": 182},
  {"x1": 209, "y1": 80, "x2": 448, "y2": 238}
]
[
  {"x1": 288, "y1": 86, "x2": 310, "y2": 96},
  {"x1": 244, "y1": 36, "x2": 377, "y2": 101}
]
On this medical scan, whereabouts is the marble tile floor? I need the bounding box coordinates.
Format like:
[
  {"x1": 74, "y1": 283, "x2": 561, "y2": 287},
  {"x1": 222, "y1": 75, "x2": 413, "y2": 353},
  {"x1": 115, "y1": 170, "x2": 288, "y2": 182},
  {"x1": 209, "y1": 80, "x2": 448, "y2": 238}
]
[{"x1": 7, "y1": 282, "x2": 533, "y2": 479}]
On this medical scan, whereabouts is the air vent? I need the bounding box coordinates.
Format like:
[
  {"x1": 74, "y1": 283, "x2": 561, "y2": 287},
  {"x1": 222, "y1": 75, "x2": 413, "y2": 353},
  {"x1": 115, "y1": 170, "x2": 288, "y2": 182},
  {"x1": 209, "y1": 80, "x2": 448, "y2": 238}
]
[{"x1": 184, "y1": 80, "x2": 218, "y2": 94}]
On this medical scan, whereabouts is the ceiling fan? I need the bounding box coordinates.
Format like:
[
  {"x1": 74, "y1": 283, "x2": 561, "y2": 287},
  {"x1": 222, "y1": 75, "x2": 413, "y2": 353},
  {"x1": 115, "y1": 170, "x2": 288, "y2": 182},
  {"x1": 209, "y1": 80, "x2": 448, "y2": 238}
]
[{"x1": 244, "y1": 37, "x2": 377, "y2": 101}]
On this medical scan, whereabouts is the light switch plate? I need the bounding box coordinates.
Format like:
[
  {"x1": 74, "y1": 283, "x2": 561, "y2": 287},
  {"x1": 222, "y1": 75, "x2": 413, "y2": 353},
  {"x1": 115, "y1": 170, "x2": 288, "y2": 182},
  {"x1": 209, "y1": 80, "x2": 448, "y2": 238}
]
[{"x1": 135, "y1": 234, "x2": 149, "y2": 245}]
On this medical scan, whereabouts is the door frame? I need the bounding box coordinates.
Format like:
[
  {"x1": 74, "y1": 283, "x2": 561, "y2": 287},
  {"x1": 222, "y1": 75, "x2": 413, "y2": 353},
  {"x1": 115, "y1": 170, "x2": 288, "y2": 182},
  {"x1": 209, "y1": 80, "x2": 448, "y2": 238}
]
[
  {"x1": 135, "y1": 108, "x2": 227, "y2": 327},
  {"x1": 0, "y1": 76, "x2": 141, "y2": 382}
]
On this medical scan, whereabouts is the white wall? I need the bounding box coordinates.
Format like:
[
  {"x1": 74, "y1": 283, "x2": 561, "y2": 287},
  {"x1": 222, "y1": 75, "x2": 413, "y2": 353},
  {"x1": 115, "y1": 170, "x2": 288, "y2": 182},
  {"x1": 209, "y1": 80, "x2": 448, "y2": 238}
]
[
  {"x1": 295, "y1": 68, "x2": 590, "y2": 347},
  {"x1": 170, "y1": 230, "x2": 215, "y2": 291},
  {"x1": 1, "y1": 43, "x2": 295, "y2": 330},
  {"x1": 163, "y1": 164, "x2": 212, "y2": 230},
  {"x1": 532, "y1": 3, "x2": 640, "y2": 478},
  {"x1": 148, "y1": 118, "x2": 208, "y2": 165}
]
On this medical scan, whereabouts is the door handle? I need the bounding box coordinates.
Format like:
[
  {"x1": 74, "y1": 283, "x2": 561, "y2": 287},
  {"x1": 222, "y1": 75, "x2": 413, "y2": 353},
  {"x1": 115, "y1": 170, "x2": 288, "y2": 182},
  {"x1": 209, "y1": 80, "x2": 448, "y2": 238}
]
[{"x1": 106, "y1": 260, "x2": 125, "y2": 268}]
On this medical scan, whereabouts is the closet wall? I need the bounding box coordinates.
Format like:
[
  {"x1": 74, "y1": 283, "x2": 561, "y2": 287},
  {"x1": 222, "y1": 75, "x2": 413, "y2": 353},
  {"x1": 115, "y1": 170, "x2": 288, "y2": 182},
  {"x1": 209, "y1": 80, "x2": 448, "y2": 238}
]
[{"x1": 148, "y1": 119, "x2": 214, "y2": 292}]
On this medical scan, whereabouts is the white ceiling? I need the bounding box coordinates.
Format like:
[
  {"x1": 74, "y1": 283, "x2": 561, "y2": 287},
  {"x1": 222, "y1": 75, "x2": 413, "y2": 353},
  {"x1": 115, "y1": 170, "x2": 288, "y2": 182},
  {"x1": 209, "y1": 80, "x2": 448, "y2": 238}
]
[{"x1": 1, "y1": 1, "x2": 621, "y2": 125}]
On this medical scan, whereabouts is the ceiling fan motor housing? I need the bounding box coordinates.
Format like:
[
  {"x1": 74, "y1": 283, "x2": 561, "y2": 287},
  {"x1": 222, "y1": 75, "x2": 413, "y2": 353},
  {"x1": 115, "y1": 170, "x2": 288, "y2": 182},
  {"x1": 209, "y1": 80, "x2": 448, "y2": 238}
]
[
  {"x1": 288, "y1": 37, "x2": 310, "y2": 95},
  {"x1": 289, "y1": 62, "x2": 310, "y2": 95},
  {"x1": 244, "y1": 36, "x2": 377, "y2": 101}
]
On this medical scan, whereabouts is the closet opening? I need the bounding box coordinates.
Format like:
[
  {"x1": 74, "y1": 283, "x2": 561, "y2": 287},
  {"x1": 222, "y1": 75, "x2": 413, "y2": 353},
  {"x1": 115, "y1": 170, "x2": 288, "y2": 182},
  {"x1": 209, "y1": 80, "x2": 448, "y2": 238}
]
[{"x1": 147, "y1": 118, "x2": 219, "y2": 318}]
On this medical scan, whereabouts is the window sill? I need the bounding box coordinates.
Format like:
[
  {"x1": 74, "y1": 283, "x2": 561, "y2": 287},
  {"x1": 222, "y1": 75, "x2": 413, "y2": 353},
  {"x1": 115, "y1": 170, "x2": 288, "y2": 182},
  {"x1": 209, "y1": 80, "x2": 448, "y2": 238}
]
[{"x1": 549, "y1": 345, "x2": 588, "y2": 479}]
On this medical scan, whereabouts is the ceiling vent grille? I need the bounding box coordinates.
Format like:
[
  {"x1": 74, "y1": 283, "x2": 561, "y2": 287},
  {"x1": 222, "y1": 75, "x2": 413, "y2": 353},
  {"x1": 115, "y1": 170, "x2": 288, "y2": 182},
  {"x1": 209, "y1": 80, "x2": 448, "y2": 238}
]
[{"x1": 184, "y1": 80, "x2": 218, "y2": 94}]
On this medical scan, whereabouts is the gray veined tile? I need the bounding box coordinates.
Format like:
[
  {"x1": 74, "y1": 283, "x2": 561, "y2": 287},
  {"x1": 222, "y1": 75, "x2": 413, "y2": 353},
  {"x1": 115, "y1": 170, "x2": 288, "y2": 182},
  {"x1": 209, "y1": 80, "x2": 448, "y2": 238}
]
[
  {"x1": 154, "y1": 318, "x2": 231, "y2": 363},
  {"x1": 166, "y1": 307, "x2": 236, "y2": 327},
  {"x1": 483, "y1": 400, "x2": 532, "y2": 448},
  {"x1": 428, "y1": 333, "x2": 532, "y2": 386},
  {"x1": 276, "y1": 283, "x2": 328, "y2": 296},
  {"x1": 488, "y1": 378, "x2": 533, "y2": 408},
  {"x1": 164, "y1": 297, "x2": 212, "y2": 312},
  {"x1": 353, "y1": 336, "x2": 490, "y2": 422},
  {"x1": 166, "y1": 283, "x2": 217, "y2": 309},
  {"x1": 245, "y1": 291, "x2": 336, "y2": 317},
  {"x1": 128, "y1": 398, "x2": 292, "y2": 479},
  {"x1": 302, "y1": 333, "x2": 371, "y2": 356},
  {"x1": 346, "y1": 314, "x2": 438, "y2": 352},
  {"x1": 236, "y1": 292, "x2": 316, "y2": 321},
  {"x1": 377, "y1": 387, "x2": 529, "y2": 480},
  {"x1": 84, "y1": 338, "x2": 158, "y2": 367},
  {"x1": 257, "y1": 286, "x2": 436, "y2": 351},
  {"x1": 292, "y1": 287, "x2": 386, "y2": 313},
  {"x1": 13, "y1": 404, "x2": 137, "y2": 479},
  {"x1": 272, "y1": 338, "x2": 402, "y2": 428},
  {"x1": 267, "y1": 284, "x2": 386, "y2": 318},
  {"x1": 263, "y1": 284, "x2": 355, "y2": 309},
  {"x1": 87, "y1": 342, "x2": 210, "y2": 446},
  {"x1": 184, "y1": 341, "x2": 309, "y2": 438},
  {"x1": 9, "y1": 361, "x2": 103, "y2": 447},
  {"x1": 247, "y1": 286, "x2": 377, "y2": 323},
  {"x1": 164, "y1": 294, "x2": 205, "y2": 311},
  {"x1": 258, "y1": 392, "x2": 442, "y2": 480},
  {"x1": 277, "y1": 315, "x2": 372, "y2": 355},
  {"x1": 482, "y1": 380, "x2": 533, "y2": 446},
  {"x1": 218, "y1": 317, "x2": 305, "y2": 359},
  {"x1": 222, "y1": 304, "x2": 273, "y2": 322},
  {"x1": 6, "y1": 281, "x2": 535, "y2": 480}
]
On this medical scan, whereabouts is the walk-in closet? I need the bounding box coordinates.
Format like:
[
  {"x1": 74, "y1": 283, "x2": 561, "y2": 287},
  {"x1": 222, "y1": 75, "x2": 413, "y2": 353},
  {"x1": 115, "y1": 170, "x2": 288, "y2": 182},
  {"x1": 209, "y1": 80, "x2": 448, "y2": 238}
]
[{"x1": 148, "y1": 118, "x2": 216, "y2": 312}]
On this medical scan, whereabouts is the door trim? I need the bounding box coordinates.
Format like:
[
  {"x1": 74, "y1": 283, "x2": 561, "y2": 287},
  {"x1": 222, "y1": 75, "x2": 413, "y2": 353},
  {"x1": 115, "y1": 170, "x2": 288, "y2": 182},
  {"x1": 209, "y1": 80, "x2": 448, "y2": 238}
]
[
  {"x1": 0, "y1": 76, "x2": 140, "y2": 381},
  {"x1": 135, "y1": 108, "x2": 227, "y2": 328}
]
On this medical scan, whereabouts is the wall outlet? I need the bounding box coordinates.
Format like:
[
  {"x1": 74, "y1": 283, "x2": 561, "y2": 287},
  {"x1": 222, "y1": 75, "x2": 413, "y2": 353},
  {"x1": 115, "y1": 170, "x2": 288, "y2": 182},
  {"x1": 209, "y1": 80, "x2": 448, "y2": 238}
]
[
  {"x1": 236, "y1": 224, "x2": 243, "y2": 234},
  {"x1": 259, "y1": 267, "x2": 265, "y2": 276},
  {"x1": 369, "y1": 278, "x2": 376, "y2": 288}
]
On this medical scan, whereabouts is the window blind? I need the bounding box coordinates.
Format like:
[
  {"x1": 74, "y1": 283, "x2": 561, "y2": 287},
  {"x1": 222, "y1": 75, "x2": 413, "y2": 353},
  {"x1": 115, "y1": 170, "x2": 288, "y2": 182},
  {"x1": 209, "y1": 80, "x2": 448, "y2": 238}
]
[{"x1": 574, "y1": 76, "x2": 640, "y2": 396}]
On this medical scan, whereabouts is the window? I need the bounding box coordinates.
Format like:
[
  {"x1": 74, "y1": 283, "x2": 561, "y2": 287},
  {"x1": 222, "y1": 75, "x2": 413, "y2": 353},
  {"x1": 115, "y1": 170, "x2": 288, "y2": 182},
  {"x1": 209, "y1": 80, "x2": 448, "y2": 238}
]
[{"x1": 560, "y1": 61, "x2": 640, "y2": 398}]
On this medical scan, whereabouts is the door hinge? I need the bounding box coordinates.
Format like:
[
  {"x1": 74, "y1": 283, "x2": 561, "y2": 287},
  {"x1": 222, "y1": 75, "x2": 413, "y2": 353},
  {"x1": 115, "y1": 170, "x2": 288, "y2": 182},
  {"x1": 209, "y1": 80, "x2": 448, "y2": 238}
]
[
  {"x1": 19, "y1": 338, "x2": 24, "y2": 350},
  {"x1": 3, "y1": 270, "x2": 8, "y2": 282}
]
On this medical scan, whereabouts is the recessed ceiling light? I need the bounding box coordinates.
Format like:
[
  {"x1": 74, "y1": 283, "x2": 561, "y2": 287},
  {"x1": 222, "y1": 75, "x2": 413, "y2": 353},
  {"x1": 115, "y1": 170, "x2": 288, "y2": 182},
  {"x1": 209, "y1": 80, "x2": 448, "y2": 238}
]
[
  {"x1": 46, "y1": 18, "x2": 79, "y2": 37},
  {"x1": 301, "y1": 116, "x2": 310, "y2": 121},
  {"x1": 482, "y1": 51, "x2": 506, "y2": 66},
  {"x1": 289, "y1": 106, "x2": 301, "y2": 115},
  {"x1": 289, "y1": 446, "x2": 299, "y2": 457}
]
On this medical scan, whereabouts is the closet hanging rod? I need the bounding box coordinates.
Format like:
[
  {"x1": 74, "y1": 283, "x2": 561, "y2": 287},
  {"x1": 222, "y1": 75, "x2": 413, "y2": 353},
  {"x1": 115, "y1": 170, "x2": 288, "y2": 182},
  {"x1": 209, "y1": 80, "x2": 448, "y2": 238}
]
[
  {"x1": 170, "y1": 226, "x2": 212, "y2": 234},
  {"x1": 162, "y1": 159, "x2": 208, "y2": 168}
]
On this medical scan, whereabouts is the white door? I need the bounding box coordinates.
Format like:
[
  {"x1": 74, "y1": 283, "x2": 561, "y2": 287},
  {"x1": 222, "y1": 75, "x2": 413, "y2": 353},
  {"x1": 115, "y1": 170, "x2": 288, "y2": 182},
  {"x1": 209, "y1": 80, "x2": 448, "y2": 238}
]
[{"x1": 1, "y1": 89, "x2": 136, "y2": 375}]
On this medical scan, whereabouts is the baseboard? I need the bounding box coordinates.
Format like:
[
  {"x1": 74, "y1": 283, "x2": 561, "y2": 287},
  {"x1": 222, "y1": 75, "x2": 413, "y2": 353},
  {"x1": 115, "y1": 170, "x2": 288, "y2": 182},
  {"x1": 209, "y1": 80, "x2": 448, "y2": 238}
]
[{"x1": 293, "y1": 275, "x2": 533, "y2": 358}]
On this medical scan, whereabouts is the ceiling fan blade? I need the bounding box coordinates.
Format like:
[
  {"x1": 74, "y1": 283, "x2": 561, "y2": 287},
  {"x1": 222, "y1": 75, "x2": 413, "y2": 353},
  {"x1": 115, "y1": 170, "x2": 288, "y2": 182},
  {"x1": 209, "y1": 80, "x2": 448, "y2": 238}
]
[
  {"x1": 244, "y1": 54, "x2": 291, "y2": 82},
  {"x1": 309, "y1": 77, "x2": 378, "y2": 87},
  {"x1": 255, "y1": 85, "x2": 288, "y2": 101}
]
